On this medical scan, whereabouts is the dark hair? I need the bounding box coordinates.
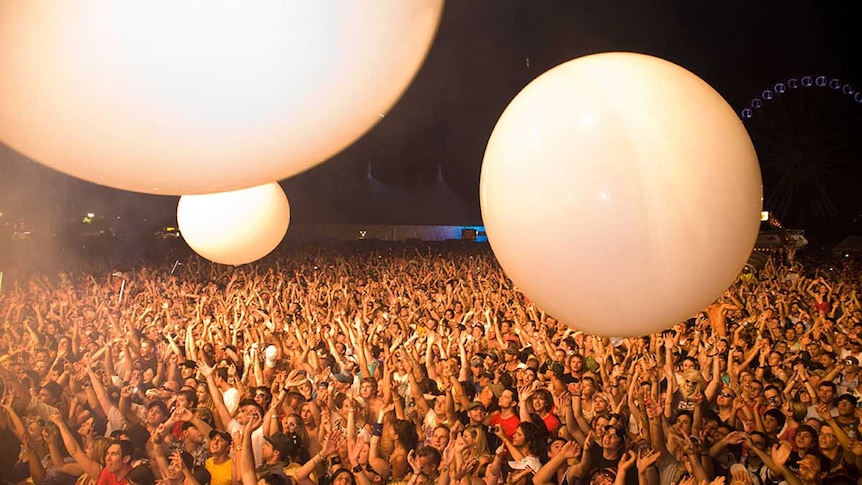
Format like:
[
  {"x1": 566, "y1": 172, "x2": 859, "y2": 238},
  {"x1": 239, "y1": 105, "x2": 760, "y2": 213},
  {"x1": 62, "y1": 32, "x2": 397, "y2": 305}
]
[
  {"x1": 517, "y1": 421, "x2": 547, "y2": 459},
  {"x1": 532, "y1": 389, "x2": 553, "y2": 412},
  {"x1": 109, "y1": 439, "x2": 135, "y2": 461},
  {"x1": 192, "y1": 466, "x2": 212, "y2": 485},
  {"x1": 504, "y1": 387, "x2": 519, "y2": 406},
  {"x1": 127, "y1": 465, "x2": 156, "y2": 485},
  {"x1": 818, "y1": 381, "x2": 838, "y2": 393},
  {"x1": 394, "y1": 419, "x2": 419, "y2": 451},
  {"x1": 260, "y1": 475, "x2": 295, "y2": 485},
  {"x1": 177, "y1": 389, "x2": 198, "y2": 408},
  {"x1": 329, "y1": 468, "x2": 357, "y2": 485},
  {"x1": 763, "y1": 408, "x2": 786, "y2": 428},
  {"x1": 214, "y1": 367, "x2": 228, "y2": 382},
  {"x1": 416, "y1": 446, "x2": 442, "y2": 468},
  {"x1": 146, "y1": 400, "x2": 169, "y2": 416},
  {"x1": 673, "y1": 410, "x2": 694, "y2": 426},
  {"x1": 239, "y1": 399, "x2": 265, "y2": 417}
]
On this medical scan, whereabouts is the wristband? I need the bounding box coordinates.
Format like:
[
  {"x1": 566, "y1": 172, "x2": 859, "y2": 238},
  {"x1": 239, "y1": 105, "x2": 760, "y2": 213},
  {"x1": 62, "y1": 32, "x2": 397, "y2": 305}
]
[
  {"x1": 372, "y1": 423, "x2": 384, "y2": 437},
  {"x1": 353, "y1": 465, "x2": 363, "y2": 473}
]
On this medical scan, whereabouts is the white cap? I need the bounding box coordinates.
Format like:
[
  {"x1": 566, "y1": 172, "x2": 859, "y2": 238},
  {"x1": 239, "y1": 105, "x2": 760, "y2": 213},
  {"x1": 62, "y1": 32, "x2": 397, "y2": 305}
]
[
  {"x1": 264, "y1": 345, "x2": 279, "y2": 368},
  {"x1": 508, "y1": 457, "x2": 541, "y2": 474}
]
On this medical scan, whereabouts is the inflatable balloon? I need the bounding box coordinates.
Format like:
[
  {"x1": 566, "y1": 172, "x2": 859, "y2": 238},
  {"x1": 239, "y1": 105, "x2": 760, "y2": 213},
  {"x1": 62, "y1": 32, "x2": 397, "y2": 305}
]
[
  {"x1": 0, "y1": 1, "x2": 443, "y2": 195},
  {"x1": 177, "y1": 183, "x2": 290, "y2": 266},
  {"x1": 480, "y1": 52, "x2": 762, "y2": 337}
]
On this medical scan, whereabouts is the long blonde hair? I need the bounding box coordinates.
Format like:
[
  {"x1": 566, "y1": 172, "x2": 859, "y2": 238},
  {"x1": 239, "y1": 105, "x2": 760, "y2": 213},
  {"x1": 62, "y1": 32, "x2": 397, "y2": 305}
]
[
  {"x1": 89, "y1": 436, "x2": 111, "y2": 467},
  {"x1": 463, "y1": 425, "x2": 489, "y2": 458}
]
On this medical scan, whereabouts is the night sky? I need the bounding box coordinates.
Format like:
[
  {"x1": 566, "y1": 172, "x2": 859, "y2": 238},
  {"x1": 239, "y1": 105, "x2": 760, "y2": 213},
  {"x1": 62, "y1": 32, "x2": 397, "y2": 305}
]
[{"x1": 1, "y1": 1, "x2": 860, "y2": 239}]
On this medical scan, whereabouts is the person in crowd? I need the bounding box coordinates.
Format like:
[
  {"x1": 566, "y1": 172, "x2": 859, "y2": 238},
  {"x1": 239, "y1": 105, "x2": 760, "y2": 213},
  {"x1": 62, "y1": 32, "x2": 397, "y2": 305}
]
[{"x1": 1, "y1": 244, "x2": 861, "y2": 485}]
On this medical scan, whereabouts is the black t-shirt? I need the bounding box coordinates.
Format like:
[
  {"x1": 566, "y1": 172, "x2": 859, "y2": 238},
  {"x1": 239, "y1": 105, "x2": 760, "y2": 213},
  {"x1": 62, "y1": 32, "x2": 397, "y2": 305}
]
[{"x1": 588, "y1": 443, "x2": 636, "y2": 485}]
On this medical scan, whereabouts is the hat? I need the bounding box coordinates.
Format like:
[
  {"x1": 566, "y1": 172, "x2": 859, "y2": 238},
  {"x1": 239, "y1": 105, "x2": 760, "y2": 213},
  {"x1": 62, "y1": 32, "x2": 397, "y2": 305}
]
[
  {"x1": 179, "y1": 360, "x2": 197, "y2": 369},
  {"x1": 843, "y1": 356, "x2": 859, "y2": 366},
  {"x1": 508, "y1": 456, "x2": 542, "y2": 473},
  {"x1": 264, "y1": 345, "x2": 279, "y2": 369},
  {"x1": 470, "y1": 357, "x2": 484, "y2": 367},
  {"x1": 467, "y1": 400, "x2": 486, "y2": 412},
  {"x1": 807, "y1": 339, "x2": 821, "y2": 346},
  {"x1": 333, "y1": 372, "x2": 353, "y2": 384},
  {"x1": 264, "y1": 432, "x2": 293, "y2": 460},
  {"x1": 515, "y1": 363, "x2": 528, "y2": 371},
  {"x1": 836, "y1": 393, "x2": 858, "y2": 406},
  {"x1": 488, "y1": 383, "x2": 505, "y2": 398},
  {"x1": 209, "y1": 429, "x2": 232, "y2": 445}
]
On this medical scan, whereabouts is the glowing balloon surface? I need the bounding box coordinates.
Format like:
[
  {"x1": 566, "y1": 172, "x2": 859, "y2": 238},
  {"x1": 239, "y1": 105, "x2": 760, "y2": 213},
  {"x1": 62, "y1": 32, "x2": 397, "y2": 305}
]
[
  {"x1": 0, "y1": 1, "x2": 443, "y2": 195},
  {"x1": 480, "y1": 52, "x2": 762, "y2": 337},
  {"x1": 177, "y1": 183, "x2": 290, "y2": 266}
]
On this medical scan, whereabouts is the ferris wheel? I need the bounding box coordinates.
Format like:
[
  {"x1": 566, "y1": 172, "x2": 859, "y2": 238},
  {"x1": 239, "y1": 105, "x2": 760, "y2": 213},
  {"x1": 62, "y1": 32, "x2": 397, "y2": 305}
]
[{"x1": 740, "y1": 75, "x2": 862, "y2": 229}]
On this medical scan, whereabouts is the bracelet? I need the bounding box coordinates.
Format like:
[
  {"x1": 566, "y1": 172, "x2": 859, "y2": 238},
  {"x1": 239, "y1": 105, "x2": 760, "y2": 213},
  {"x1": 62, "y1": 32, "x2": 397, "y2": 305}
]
[{"x1": 372, "y1": 423, "x2": 384, "y2": 437}]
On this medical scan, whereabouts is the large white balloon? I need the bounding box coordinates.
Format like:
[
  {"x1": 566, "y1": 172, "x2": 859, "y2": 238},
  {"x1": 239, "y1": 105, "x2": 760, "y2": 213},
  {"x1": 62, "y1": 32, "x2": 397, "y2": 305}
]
[
  {"x1": 0, "y1": 1, "x2": 443, "y2": 195},
  {"x1": 480, "y1": 52, "x2": 762, "y2": 337},
  {"x1": 177, "y1": 183, "x2": 290, "y2": 266}
]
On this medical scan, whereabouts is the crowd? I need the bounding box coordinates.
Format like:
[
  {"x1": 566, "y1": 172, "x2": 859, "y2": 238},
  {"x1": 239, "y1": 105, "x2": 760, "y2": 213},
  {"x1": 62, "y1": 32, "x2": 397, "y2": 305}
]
[{"x1": 0, "y1": 243, "x2": 860, "y2": 485}]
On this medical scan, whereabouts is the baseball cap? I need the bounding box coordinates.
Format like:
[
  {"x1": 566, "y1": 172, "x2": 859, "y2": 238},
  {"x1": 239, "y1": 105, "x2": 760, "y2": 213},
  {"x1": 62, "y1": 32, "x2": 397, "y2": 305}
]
[
  {"x1": 264, "y1": 432, "x2": 293, "y2": 460},
  {"x1": 508, "y1": 456, "x2": 542, "y2": 473}
]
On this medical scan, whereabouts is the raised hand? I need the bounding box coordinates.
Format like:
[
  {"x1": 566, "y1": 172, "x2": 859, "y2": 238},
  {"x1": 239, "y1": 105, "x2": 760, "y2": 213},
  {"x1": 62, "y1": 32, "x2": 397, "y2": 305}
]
[
  {"x1": 636, "y1": 448, "x2": 661, "y2": 473},
  {"x1": 770, "y1": 441, "x2": 793, "y2": 468},
  {"x1": 617, "y1": 450, "x2": 636, "y2": 472}
]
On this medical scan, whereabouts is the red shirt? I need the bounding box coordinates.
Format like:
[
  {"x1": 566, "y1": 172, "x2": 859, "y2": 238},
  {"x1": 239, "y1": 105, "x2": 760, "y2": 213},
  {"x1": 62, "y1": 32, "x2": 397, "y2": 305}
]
[
  {"x1": 97, "y1": 466, "x2": 130, "y2": 485},
  {"x1": 489, "y1": 412, "x2": 520, "y2": 439}
]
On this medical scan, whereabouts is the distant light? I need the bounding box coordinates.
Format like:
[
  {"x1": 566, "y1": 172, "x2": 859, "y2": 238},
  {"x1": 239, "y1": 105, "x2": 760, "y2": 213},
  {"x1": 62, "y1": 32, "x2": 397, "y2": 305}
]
[
  {"x1": 760, "y1": 211, "x2": 769, "y2": 221},
  {"x1": 86, "y1": 212, "x2": 95, "y2": 218}
]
